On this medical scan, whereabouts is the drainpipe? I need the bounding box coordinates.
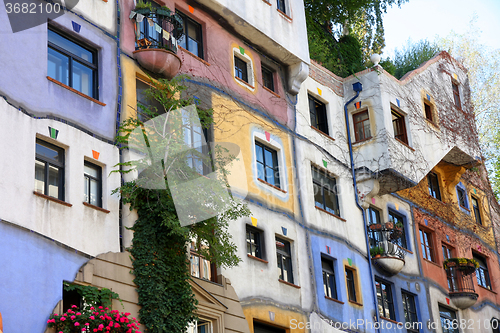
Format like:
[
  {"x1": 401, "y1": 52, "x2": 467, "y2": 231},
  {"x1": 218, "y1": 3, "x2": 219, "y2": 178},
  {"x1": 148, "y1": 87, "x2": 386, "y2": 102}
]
[{"x1": 344, "y1": 82, "x2": 381, "y2": 333}]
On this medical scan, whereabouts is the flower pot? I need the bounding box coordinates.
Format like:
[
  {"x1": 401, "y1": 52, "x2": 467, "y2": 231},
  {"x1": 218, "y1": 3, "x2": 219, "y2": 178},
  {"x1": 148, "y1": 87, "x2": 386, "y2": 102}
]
[
  {"x1": 384, "y1": 222, "x2": 394, "y2": 229},
  {"x1": 369, "y1": 224, "x2": 382, "y2": 231},
  {"x1": 134, "y1": 8, "x2": 151, "y2": 15}
]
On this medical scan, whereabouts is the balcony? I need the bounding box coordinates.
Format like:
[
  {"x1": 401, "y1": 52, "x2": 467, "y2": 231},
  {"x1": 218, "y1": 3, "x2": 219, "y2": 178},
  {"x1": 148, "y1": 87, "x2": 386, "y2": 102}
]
[
  {"x1": 369, "y1": 222, "x2": 406, "y2": 275},
  {"x1": 445, "y1": 259, "x2": 479, "y2": 309},
  {"x1": 131, "y1": 7, "x2": 183, "y2": 78}
]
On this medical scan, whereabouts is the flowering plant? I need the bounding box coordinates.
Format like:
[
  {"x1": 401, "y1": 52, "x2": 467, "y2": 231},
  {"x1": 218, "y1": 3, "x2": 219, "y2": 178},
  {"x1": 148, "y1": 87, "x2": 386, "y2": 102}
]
[{"x1": 47, "y1": 305, "x2": 141, "y2": 333}]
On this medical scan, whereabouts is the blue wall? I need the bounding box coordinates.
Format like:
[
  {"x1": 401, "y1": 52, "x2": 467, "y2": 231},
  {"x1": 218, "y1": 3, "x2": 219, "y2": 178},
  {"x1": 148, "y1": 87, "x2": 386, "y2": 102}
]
[{"x1": 0, "y1": 222, "x2": 89, "y2": 332}]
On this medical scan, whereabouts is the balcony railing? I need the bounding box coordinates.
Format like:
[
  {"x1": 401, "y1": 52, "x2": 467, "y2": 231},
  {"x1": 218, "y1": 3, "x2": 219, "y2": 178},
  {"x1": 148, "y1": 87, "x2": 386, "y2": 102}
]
[
  {"x1": 133, "y1": 10, "x2": 184, "y2": 53},
  {"x1": 446, "y1": 266, "x2": 476, "y2": 293},
  {"x1": 369, "y1": 223, "x2": 406, "y2": 260}
]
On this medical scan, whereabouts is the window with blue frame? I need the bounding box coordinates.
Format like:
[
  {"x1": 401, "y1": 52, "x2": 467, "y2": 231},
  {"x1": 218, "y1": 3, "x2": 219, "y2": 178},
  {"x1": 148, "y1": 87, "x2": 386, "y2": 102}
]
[
  {"x1": 456, "y1": 182, "x2": 469, "y2": 211},
  {"x1": 388, "y1": 209, "x2": 407, "y2": 249},
  {"x1": 375, "y1": 278, "x2": 395, "y2": 320},
  {"x1": 402, "y1": 291, "x2": 419, "y2": 333},
  {"x1": 439, "y1": 305, "x2": 458, "y2": 333}
]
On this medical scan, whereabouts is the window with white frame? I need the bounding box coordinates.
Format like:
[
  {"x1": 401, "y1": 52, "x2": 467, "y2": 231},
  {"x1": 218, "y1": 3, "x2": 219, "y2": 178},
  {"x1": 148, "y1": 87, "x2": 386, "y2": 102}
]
[
  {"x1": 186, "y1": 319, "x2": 212, "y2": 333},
  {"x1": 233, "y1": 49, "x2": 254, "y2": 88}
]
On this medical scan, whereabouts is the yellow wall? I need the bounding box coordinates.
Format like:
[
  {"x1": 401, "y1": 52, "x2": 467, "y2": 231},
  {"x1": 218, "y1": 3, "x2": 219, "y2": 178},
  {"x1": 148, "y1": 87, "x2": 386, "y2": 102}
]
[{"x1": 244, "y1": 305, "x2": 307, "y2": 333}]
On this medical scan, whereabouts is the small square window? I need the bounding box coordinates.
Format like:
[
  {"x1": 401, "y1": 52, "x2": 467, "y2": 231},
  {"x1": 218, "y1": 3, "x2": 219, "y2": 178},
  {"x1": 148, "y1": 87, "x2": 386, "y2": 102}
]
[
  {"x1": 375, "y1": 278, "x2": 395, "y2": 320},
  {"x1": 402, "y1": 291, "x2": 419, "y2": 333},
  {"x1": 246, "y1": 225, "x2": 264, "y2": 259},
  {"x1": 392, "y1": 108, "x2": 408, "y2": 145},
  {"x1": 308, "y1": 95, "x2": 329, "y2": 135},
  {"x1": 48, "y1": 27, "x2": 98, "y2": 99},
  {"x1": 439, "y1": 305, "x2": 459, "y2": 333},
  {"x1": 419, "y1": 229, "x2": 434, "y2": 262},
  {"x1": 35, "y1": 139, "x2": 65, "y2": 200},
  {"x1": 471, "y1": 196, "x2": 483, "y2": 226},
  {"x1": 177, "y1": 11, "x2": 204, "y2": 59},
  {"x1": 353, "y1": 110, "x2": 371, "y2": 142},
  {"x1": 312, "y1": 167, "x2": 340, "y2": 216},
  {"x1": 255, "y1": 141, "x2": 280, "y2": 188},
  {"x1": 345, "y1": 267, "x2": 357, "y2": 303},
  {"x1": 474, "y1": 253, "x2": 492, "y2": 290},
  {"x1": 276, "y1": 237, "x2": 293, "y2": 283},
  {"x1": 262, "y1": 65, "x2": 275, "y2": 92},
  {"x1": 427, "y1": 172, "x2": 441, "y2": 201},
  {"x1": 84, "y1": 162, "x2": 102, "y2": 207},
  {"x1": 277, "y1": 0, "x2": 287, "y2": 13},
  {"x1": 235, "y1": 55, "x2": 249, "y2": 83},
  {"x1": 424, "y1": 101, "x2": 433, "y2": 122},
  {"x1": 321, "y1": 255, "x2": 337, "y2": 300},
  {"x1": 452, "y1": 81, "x2": 461, "y2": 109}
]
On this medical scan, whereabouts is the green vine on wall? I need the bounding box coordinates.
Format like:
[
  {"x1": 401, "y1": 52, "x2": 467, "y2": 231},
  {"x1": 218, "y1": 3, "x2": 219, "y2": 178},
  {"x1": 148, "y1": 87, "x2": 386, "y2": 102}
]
[
  {"x1": 63, "y1": 282, "x2": 120, "y2": 310},
  {"x1": 114, "y1": 76, "x2": 250, "y2": 332}
]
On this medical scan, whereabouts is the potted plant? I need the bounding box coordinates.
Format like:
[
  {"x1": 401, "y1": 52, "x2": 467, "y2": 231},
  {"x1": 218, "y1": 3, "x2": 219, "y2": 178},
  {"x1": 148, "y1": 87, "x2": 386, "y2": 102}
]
[
  {"x1": 134, "y1": 0, "x2": 153, "y2": 15},
  {"x1": 156, "y1": 5, "x2": 171, "y2": 16},
  {"x1": 443, "y1": 258, "x2": 479, "y2": 275},
  {"x1": 369, "y1": 223, "x2": 383, "y2": 231},
  {"x1": 384, "y1": 222, "x2": 394, "y2": 229},
  {"x1": 370, "y1": 246, "x2": 384, "y2": 258}
]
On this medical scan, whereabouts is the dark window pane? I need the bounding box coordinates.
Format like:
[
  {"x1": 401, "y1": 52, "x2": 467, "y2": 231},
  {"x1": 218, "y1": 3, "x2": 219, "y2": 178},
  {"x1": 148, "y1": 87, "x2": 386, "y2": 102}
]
[
  {"x1": 49, "y1": 30, "x2": 93, "y2": 62},
  {"x1": 262, "y1": 66, "x2": 274, "y2": 91}
]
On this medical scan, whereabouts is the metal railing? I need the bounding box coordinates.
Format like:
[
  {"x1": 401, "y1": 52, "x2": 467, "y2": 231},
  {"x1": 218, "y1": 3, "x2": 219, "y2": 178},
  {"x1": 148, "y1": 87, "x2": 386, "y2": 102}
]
[
  {"x1": 369, "y1": 225, "x2": 406, "y2": 260},
  {"x1": 446, "y1": 266, "x2": 476, "y2": 294},
  {"x1": 135, "y1": 12, "x2": 184, "y2": 53}
]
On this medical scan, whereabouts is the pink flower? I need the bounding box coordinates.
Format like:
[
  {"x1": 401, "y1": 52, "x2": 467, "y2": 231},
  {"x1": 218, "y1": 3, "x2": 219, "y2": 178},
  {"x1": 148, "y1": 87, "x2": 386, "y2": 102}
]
[
  {"x1": 85, "y1": 323, "x2": 90, "y2": 326},
  {"x1": 93, "y1": 330, "x2": 98, "y2": 333},
  {"x1": 60, "y1": 317, "x2": 66, "y2": 321},
  {"x1": 100, "y1": 316, "x2": 105, "y2": 320},
  {"x1": 76, "y1": 312, "x2": 81, "y2": 315},
  {"x1": 71, "y1": 315, "x2": 76, "y2": 320},
  {"x1": 75, "y1": 322, "x2": 80, "y2": 326},
  {"x1": 98, "y1": 324, "x2": 104, "y2": 329},
  {"x1": 72, "y1": 305, "x2": 78, "y2": 308},
  {"x1": 98, "y1": 306, "x2": 103, "y2": 309},
  {"x1": 90, "y1": 316, "x2": 95, "y2": 320},
  {"x1": 114, "y1": 323, "x2": 120, "y2": 328},
  {"x1": 54, "y1": 314, "x2": 59, "y2": 316}
]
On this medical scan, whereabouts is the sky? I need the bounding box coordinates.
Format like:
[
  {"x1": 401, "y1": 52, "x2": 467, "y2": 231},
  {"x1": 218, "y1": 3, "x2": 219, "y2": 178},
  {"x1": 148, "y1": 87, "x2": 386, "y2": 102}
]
[{"x1": 382, "y1": 0, "x2": 500, "y2": 58}]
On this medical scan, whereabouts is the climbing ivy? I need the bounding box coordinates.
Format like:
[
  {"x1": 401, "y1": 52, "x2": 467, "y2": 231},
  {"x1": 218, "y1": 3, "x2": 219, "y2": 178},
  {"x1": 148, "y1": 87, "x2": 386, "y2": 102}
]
[
  {"x1": 63, "y1": 282, "x2": 120, "y2": 310},
  {"x1": 114, "y1": 76, "x2": 250, "y2": 332}
]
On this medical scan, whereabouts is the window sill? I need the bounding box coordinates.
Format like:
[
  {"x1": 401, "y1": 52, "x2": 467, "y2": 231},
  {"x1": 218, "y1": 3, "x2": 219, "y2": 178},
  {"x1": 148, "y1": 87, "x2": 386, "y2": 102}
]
[
  {"x1": 247, "y1": 254, "x2": 268, "y2": 264},
  {"x1": 33, "y1": 191, "x2": 72, "y2": 207},
  {"x1": 398, "y1": 246, "x2": 413, "y2": 254},
  {"x1": 277, "y1": 9, "x2": 292, "y2": 21},
  {"x1": 353, "y1": 137, "x2": 373, "y2": 145},
  {"x1": 310, "y1": 126, "x2": 335, "y2": 141},
  {"x1": 478, "y1": 285, "x2": 496, "y2": 294},
  {"x1": 258, "y1": 178, "x2": 287, "y2": 193},
  {"x1": 325, "y1": 296, "x2": 344, "y2": 304},
  {"x1": 235, "y1": 76, "x2": 255, "y2": 89},
  {"x1": 423, "y1": 258, "x2": 441, "y2": 268},
  {"x1": 263, "y1": 86, "x2": 281, "y2": 98},
  {"x1": 278, "y1": 279, "x2": 300, "y2": 289},
  {"x1": 380, "y1": 317, "x2": 401, "y2": 325},
  {"x1": 348, "y1": 300, "x2": 363, "y2": 306},
  {"x1": 395, "y1": 138, "x2": 415, "y2": 151},
  {"x1": 425, "y1": 117, "x2": 440, "y2": 129},
  {"x1": 47, "y1": 76, "x2": 105, "y2": 106},
  {"x1": 83, "y1": 202, "x2": 110, "y2": 214},
  {"x1": 262, "y1": 0, "x2": 271, "y2": 5},
  {"x1": 178, "y1": 46, "x2": 210, "y2": 66},
  {"x1": 315, "y1": 206, "x2": 345, "y2": 222}
]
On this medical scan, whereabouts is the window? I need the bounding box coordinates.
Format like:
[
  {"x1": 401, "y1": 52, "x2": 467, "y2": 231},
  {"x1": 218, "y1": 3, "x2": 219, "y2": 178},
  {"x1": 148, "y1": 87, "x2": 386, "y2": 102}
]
[
  {"x1": 456, "y1": 186, "x2": 467, "y2": 209},
  {"x1": 472, "y1": 196, "x2": 483, "y2": 225},
  {"x1": 345, "y1": 267, "x2": 357, "y2": 303},
  {"x1": 246, "y1": 226, "x2": 264, "y2": 259},
  {"x1": 375, "y1": 279, "x2": 395, "y2": 320},
  {"x1": 442, "y1": 244, "x2": 454, "y2": 260},
  {"x1": 474, "y1": 253, "x2": 491, "y2": 290},
  {"x1": 183, "y1": 110, "x2": 207, "y2": 175},
  {"x1": 190, "y1": 242, "x2": 212, "y2": 281},
  {"x1": 234, "y1": 55, "x2": 249, "y2": 83},
  {"x1": 35, "y1": 139, "x2": 65, "y2": 200},
  {"x1": 452, "y1": 81, "x2": 461, "y2": 109},
  {"x1": 255, "y1": 141, "x2": 280, "y2": 188},
  {"x1": 427, "y1": 172, "x2": 442, "y2": 201},
  {"x1": 424, "y1": 101, "x2": 433, "y2": 122},
  {"x1": 389, "y1": 210, "x2": 406, "y2": 248},
  {"x1": 254, "y1": 321, "x2": 286, "y2": 333},
  {"x1": 136, "y1": 79, "x2": 164, "y2": 119},
  {"x1": 84, "y1": 162, "x2": 102, "y2": 207},
  {"x1": 439, "y1": 305, "x2": 458, "y2": 333},
  {"x1": 276, "y1": 0, "x2": 286, "y2": 13},
  {"x1": 402, "y1": 291, "x2": 419, "y2": 333},
  {"x1": 442, "y1": 244, "x2": 457, "y2": 290},
  {"x1": 392, "y1": 108, "x2": 408, "y2": 145},
  {"x1": 353, "y1": 110, "x2": 371, "y2": 142},
  {"x1": 276, "y1": 237, "x2": 293, "y2": 283},
  {"x1": 312, "y1": 167, "x2": 340, "y2": 216},
  {"x1": 308, "y1": 95, "x2": 329, "y2": 135},
  {"x1": 48, "y1": 27, "x2": 97, "y2": 99},
  {"x1": 178, "y1": 11, "x2": 203, "y2": 58},
  {"x1": 491, "y1": 318, "x2": 500, "y2": 333},
  {"x1": 368, "y1": 206, "x2": 381, "y2": 246},
  {"x1": 419, "y1": 229, "x2": 434, "y2": 261},
  {"x1": 321, "y1": 256, "x2": 337, "y2": 300},
  {"x1": 187, "y1": 319, "x2": 212, "y2": 333},
  {"x1": 262, "y1": 65, "x2": 275, "y2": 92}
]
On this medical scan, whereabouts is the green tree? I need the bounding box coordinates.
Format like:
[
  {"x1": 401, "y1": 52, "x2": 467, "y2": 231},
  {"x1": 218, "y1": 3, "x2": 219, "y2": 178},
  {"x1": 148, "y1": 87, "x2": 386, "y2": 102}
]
[
  {"x1": 114, "y1": 76, "x2": 250, "y2": 332},
  {"x1": 438, "y1": 18, "x2": 500, "y2": 198},
  {"x1": 391, "y1": 39, "x2": 440, "y2": 79}
]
